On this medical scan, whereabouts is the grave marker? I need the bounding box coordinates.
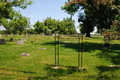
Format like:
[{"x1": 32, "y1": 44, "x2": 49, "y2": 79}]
[
  {"x1": 21, "y1": 53, "x2": 30, "y2": 56},
  {"x1": 21, "y1": 38, "x2": 26, "y2": 42},
  {"x1": 10, "y1": 38, "x2": 15, "y2": 42},
  {"x1": 0, "y1": 39, "x2": 6, "y2": 44},
  {"x1": 17, "y1": 40, "x2": 24, "y2": 44},
  {"x1": 5, "y1": 34, "x2": 8, "y2": 37},
  {"x1": 25, "y1": 30, "x2": 27, "y2": 37},
  {"x1": 35, "y1": 37, "x2": 37, "y2": 42},
  {"x1": 0, "y1": 34, "x2": 1, "y2": 39},
  {"x1": 28, "y1": 34, "x2": 31, "y2": 37}
]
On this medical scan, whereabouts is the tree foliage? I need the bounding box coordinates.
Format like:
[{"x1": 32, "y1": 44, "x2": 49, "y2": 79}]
[
  {"x1": 44, "y1": 17, "x2": 77, "y2": 34},
  {"x1": 2, "y1": 11, "x2": 30, "y2": 34},
  {"x1": 58, "y1": 17, "x2": 77, "y2": 34},
  {"x1": 33, "y1": 17, "x2": 77, "y2": 35},
  {"x1": 0, "y1": 0, "x2": 34, "y2": 22},
  {"x1": 61, "y1": 0, "x2": 120, "y2": 37},
  {"x1": 44, "y1": 17, "x2": 58, "y2": 34},
  {"x1": 33, "y1": 21, "x2": 44, "y2": 34}
]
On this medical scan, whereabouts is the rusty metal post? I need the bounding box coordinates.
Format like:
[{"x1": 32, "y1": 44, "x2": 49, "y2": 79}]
[
  {"x1": 58, "y1": 35, "x2": 59, "y2": 66},
  {"x1": 78, "y1": 33, "x2": 80, "y2": 68},
  {"x1": 55, "y1": 34, "x2": 56, "y2": 66},
  {"x1": 81, "y1": 34, "x2": 83, "y2": 68}
]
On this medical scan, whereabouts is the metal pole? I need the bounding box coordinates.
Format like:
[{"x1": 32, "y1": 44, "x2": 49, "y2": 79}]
[
  {"x1": 78, "y1": 33, "x2": 80, "y2": 68},
  {"x1": 58, "y1": 35, "x2": 59, "y2": 66},
  {"x1": 55, "y1": 34, "x2": 56, "y2": 66},
  {"x1": 81, "y1": 34, "x2": 83, "y2": 68}
]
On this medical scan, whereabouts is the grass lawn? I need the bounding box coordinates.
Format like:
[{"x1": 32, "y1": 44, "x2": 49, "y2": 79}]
[{"x1": 0, "y1": 34, "x2": 120, "y2": 80}]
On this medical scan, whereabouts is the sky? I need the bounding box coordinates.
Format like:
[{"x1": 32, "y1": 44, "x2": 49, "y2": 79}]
[{"x1": 0, "y1": 0, "x2": 97, "y2": 33}]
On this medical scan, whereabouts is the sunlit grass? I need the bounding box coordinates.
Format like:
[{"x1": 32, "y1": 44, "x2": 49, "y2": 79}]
[{"x1": 0, "y1": 34, "x2": 120, "y2": 80}]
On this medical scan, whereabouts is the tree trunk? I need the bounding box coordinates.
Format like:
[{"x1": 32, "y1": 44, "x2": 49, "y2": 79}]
[{"x1": 86, "y1": 32, "x2": 91, "y2": 37}]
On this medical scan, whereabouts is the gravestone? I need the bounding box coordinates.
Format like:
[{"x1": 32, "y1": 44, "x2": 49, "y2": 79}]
[
  {"x1": 28, "y1": 34, "x2": 31, "y2": 37},
  {"x1": 31, "y1": 46, "x2": 34, "y2": 48},
  {"x1": 35, "y1": 37, "x2": 37, "y2": 42},
  {"x1": 0, "y1": 39, "x2": 7, "y2": 44},
  {"x1": 21, "y1": 53, "x2": 30, "y2": 56},
  {"x1": 5, "y1": 34, "x2": 8, "y2": 37},
  {"x1": 0, "y1": 34, "x2": 1, "y2": 39},
  {"x1": 25, "y1": 30, "x2": 27, "y2": 37},
  {"x1": 21, "y1": 38, "x2": 26, "y2": 42},
  {"x1": 11, "y1": 33, "x2": 13, "y2": 36},
  {"x1": 17, "y1": 40, "x2": 24, "y2": 44},
  {"x1": 10, "y1": 38, "x2": 15, "y2": 42}
]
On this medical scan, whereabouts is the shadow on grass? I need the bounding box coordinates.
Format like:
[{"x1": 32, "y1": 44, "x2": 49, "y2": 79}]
[
  {"x1": 96, "y1": 65, "x2": 120, "y2": 80},
  {"x1": 41, "y1": 41, "x2": 120, "y2": 79},
  {"x1": 0, "y1": 68, "x2": 37, "y2": 74},
  {"x1": 41, "y1": 41, "x2": 103, "y2": 52},
  {"x1": 0, "y1": 65, "x2": 87, "y2": 80},
  {"x1": 0, "y1": 68, "x2": 47, "y2": 80},
  {"x1": 96, "y1": 44, "x2": 120, "y2": 65},
  {"x1": 27, "y1": 64, "x2": 87, "y2": 80},
  {"x1": 42, "y1": 41, "x2": 120, "y2": 65}
]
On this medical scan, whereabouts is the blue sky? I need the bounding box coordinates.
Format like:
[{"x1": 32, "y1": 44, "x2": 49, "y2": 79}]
[
  {"x1": 14, "y1": 0, "x2": 80, "y2": 32},
  {"x1": 0, "y1": 0, "x2": 97, "y2": 33},
  {"x1": 14, "y1": 0, "x2": 80, "y2": 30}
]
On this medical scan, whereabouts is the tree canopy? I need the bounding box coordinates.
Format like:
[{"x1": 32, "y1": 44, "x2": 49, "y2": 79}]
[
  {"x1": 0, "y1": 0, "x2": 34, "y2": 22},
  {"x1": 33, "y1": 21, "x2": 44, "y2": 34},
  {"x1": 33, "y1": 17, "x2": 77, "y2": 35},
  {"x1": 2, "y1": 11, "x2": 30, "y2": 34},
  {"x1": 61, "y1": 0, "x2": 120, "y2": 37}
]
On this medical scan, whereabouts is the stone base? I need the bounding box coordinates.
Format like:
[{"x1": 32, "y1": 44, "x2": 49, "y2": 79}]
[
  {"x1": 110, "y1": 65, "x2": 120, "y2": 67},
  {"x1": 53, "y1": 66, "x2": 60, "y2": 69},
  {"x1": 78, "y1": 67, "x2": 84, "y2": 70}
]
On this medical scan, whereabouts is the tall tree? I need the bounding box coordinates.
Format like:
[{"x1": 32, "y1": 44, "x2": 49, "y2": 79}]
[
  {"x1": 59, "y1": 17, "x2": 77, "y2": 34},
  {"x1": 12, "y1": 11, "x2": 30, "y2": 34},
  {"x1": 2, "y1": 11, "x2": 30, "y2": 34},
  {"x1": 79, "y1": 16, "x2": 95, "y2": 37},
  {"x1": 62, "y1": 0, "x2": 120, "y2": 37},
  {"x1": 0, "y1": 0, "x2": 34, "y2": 22},
  {"x1": 33, "y1": 21, "x2": 44, "y2": 34},
  {"x1": 1, "y1": 19, "x2": 13, "y2": 34},
  {"x1": 44, "y1": 17, "x2": 58, "y2": 34}
]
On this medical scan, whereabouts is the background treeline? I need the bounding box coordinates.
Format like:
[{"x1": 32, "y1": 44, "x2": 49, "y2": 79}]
[{"x1": 1, "y1": 15, "x2": 77, "y2": 35}]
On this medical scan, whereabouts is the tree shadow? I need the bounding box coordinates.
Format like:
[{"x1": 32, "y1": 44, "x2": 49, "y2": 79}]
[
  {"x1": 0, "y1": 68, "x2": 48, "y2": 80},
  {"x1": 96, "y1": 65, "x2": 120, "y2": 80},
  {"x1": 96, "y1": 44, "x2": 120, "y2": 65},
  {"x1": 42, "y1": 41, "x2": 120, "y2": 65},
  {"x1": 0, "y1": 68, "x2": 37, "y2": 74},
  {"x1": 26, "y1": 64, "x2": 87, "y2": 80},
  {"x1": 41, "y1": 41, "x2": 103, "y2": 52},
  {"x1": 41, "y1": 41, "x2": 120, "y2": 79},
  {"x1": 42, "y1": 64, "x2": 87, "y2": 80}
]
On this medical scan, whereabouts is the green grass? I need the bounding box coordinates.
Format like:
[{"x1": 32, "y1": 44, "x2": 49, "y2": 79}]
[{"x1": 0, "y1": 34, "x2": 120, "y2": 80}]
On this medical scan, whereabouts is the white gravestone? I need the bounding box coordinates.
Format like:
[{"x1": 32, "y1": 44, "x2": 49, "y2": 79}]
[
  {"x1": 21, "y1": 53, "x2": 30, "y2": 56},
  {"x1": 17, "y1": 40, "x2": 24, "y2": 44},
  {"x1": 21, "y1": 38, "x2": 26, "y2": 42}
]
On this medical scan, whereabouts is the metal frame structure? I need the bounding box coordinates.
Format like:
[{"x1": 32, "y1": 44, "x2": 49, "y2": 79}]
[{"x1": 54, "y1": 34, "x2": 83, "y2": 69}]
